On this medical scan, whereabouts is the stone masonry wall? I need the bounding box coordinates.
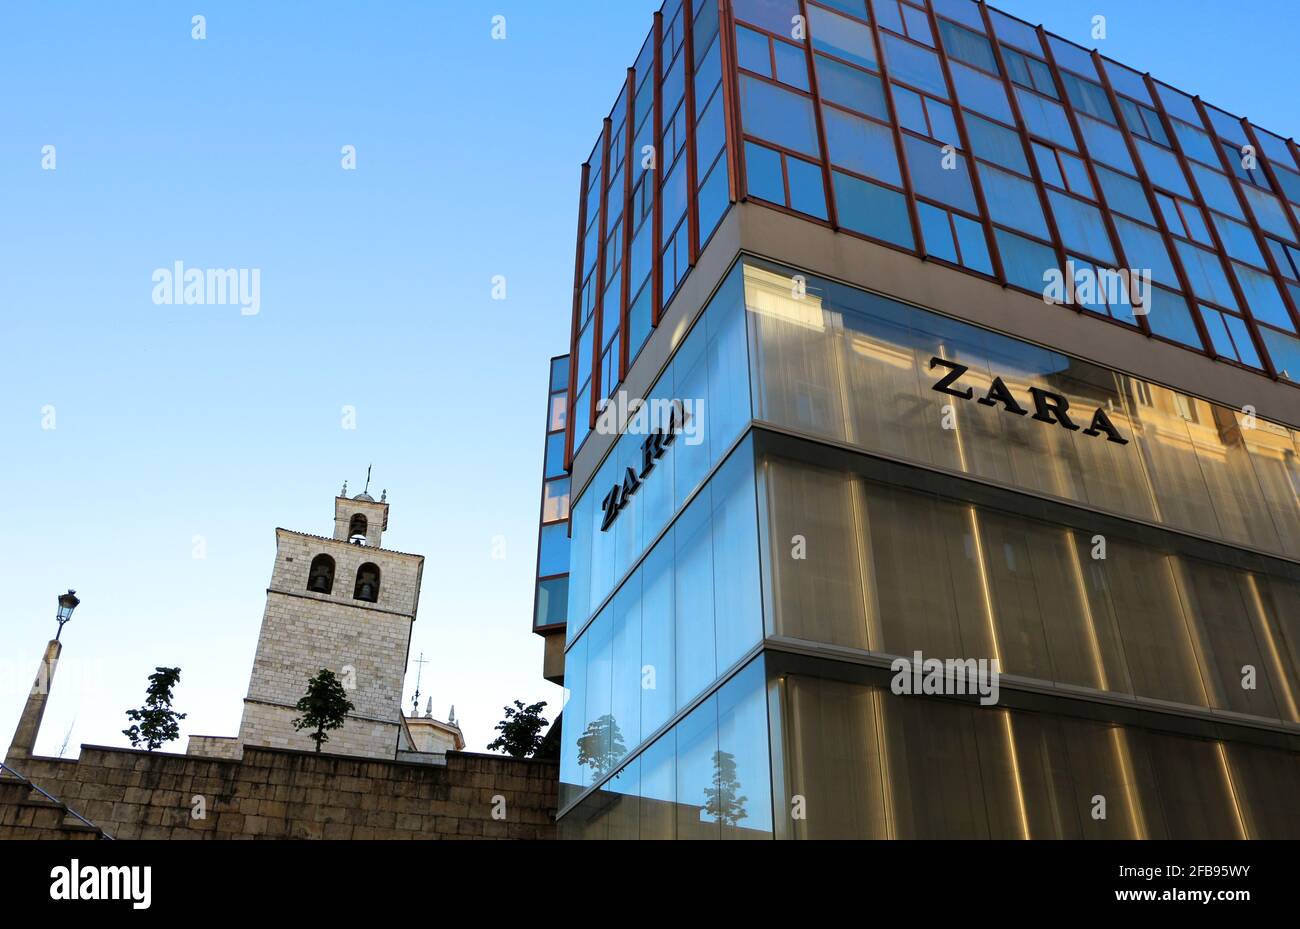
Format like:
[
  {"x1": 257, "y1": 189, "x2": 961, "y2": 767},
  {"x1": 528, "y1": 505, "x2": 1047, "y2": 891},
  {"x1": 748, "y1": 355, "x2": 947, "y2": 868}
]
[
  {"x1": 237, "y1": 699, "x2": 399, "y2": 758},
  {"x1": 6, "y1": 744, "x2": 557, "y2": 840}
]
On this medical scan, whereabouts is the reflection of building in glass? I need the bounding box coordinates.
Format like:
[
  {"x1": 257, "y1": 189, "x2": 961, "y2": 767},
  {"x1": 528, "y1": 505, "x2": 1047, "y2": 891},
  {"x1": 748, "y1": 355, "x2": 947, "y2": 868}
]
[{"x1": 545, "y1": 0, "x2": 1300, "y2": 838}]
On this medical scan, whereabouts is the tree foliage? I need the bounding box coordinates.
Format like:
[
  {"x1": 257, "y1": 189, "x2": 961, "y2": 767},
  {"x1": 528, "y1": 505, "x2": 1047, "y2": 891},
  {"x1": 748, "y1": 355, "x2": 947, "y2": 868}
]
[
  {"x1": 122, "y1": 666, "x2": 187, "y2": 751},
  {"x1": 291, "y1": 668, "x2": 354, "y2": 752},
  {"x1": 487, "y1": 699, "x2": 549, "y2": 758}
]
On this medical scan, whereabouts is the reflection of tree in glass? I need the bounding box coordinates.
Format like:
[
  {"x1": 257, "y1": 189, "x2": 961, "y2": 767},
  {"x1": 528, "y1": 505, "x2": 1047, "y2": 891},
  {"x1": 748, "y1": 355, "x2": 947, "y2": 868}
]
[
  {"x1": 705, "y1": 750, "x2": 748, "y2": 826},
  {"x1": 576, "y1": 714, "x2": 626, "y2": 778}
]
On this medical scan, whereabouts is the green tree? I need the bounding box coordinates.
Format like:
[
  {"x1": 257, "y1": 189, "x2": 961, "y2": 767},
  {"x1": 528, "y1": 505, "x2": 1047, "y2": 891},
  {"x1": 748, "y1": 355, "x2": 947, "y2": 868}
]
[
  {"x1": 486, "y1": 699, "x2": 549, "y2": 758},
  {"x1": 576, "y1": 714, "x2": 626, "y2": 778},
  {"x1": 122, "y1": 667, "x2": 187, "y2": 751},
  {"x1": 291, "y1": 668, "x2": 354, "y2": 752}
]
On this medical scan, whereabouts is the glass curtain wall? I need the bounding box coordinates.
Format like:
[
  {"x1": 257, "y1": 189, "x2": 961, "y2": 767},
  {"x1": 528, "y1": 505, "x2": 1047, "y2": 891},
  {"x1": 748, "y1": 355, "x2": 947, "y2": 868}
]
[
  {"x1": 759, "y1": 442, "x2": 1300, "y2": 726},
  {"x1": 773, "y1": 672, "x2": 1300, "y2": 839},
  {"x1": 744, "y1": 259, "x2": 1300, "y2": 561}
]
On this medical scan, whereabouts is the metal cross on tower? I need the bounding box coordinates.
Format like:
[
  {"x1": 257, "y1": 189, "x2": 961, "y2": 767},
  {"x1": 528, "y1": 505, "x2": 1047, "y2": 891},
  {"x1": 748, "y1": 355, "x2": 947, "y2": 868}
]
[{"x1": 411, "y1": 651, "x2": 429, "y2": 716}]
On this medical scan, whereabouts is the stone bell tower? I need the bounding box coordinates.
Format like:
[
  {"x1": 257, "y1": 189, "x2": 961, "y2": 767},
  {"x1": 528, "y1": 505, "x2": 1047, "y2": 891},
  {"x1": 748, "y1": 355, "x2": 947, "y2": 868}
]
[{"x1": 211, "y1": 482, "x2": 425, "y2": 760}]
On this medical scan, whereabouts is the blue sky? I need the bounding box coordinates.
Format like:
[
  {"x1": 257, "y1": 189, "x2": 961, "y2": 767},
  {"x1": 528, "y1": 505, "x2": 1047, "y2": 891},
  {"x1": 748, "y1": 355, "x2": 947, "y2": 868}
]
[{"x1": 1, "y1": 0, "x2": 1296, "y2": 757}]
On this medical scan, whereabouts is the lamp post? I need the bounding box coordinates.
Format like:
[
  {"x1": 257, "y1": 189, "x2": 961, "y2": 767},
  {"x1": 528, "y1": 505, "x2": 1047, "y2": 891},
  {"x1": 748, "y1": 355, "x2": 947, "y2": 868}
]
[
  {"x1": 4, "y1": 590, "x2": 81, "y2": 766},
  {"x1": 54, "y1": 589, "x2": 79, "y2": 642}
]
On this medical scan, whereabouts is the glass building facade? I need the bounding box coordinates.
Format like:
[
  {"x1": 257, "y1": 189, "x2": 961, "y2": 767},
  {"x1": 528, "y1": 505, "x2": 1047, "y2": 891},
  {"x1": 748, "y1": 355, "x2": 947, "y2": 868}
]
[{"x1": 547, "y1": 0, "x2": 1300, "y2": 838}]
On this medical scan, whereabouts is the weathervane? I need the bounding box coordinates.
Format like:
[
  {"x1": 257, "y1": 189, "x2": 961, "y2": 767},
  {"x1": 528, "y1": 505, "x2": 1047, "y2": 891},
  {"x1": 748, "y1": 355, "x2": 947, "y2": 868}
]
[{"x1": 363, "y1": 464, "x2": 372, "y2": 496}]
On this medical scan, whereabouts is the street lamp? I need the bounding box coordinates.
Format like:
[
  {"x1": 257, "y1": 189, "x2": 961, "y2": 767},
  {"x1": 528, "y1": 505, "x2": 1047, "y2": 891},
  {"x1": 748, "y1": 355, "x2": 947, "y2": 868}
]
[{"x1": 54, "y1": 589, "x2": 80, "y2": 641}]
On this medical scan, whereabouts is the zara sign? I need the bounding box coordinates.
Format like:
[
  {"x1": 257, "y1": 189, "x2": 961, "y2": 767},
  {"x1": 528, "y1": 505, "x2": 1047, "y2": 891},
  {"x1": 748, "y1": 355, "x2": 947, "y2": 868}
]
[{"x1": 929, "y1": 356, "x2": 1129, "y2": 445}]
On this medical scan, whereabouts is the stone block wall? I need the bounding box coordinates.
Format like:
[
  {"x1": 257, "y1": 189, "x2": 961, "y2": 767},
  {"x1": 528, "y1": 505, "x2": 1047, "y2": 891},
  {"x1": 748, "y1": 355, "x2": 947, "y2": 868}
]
[
  {"x1": 271, "y1": 529, "x2": 422, "y2": 617},
  {"x1": 236, "y1": 700, "x2": 399, "y2": 758},
  {"x1": 4, "y1": 744, "x2": 557, "y2": 840}
]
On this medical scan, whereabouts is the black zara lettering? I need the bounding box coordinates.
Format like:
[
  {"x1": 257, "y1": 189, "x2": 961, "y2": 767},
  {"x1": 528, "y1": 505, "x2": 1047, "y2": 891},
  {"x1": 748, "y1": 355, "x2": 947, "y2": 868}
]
[{"x1": 930, "y1": 356, "x2": 1128, "y2": 445}]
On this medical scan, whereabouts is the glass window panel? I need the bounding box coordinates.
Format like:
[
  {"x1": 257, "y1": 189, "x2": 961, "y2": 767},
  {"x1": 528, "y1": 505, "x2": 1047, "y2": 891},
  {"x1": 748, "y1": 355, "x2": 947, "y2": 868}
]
[
  {"x1": 694, "y1": 33, "x2": 723, "y2": 104},
  {"x1": 538, "y1": 521, "x2": 570, "y2": 577},
  {"x1": 1033, "y1": 143, "x2": 1063, "y2": 187},
  {"x1": 1175, "y1": 241, "x2": 1237, "y2": 310},
  {"x1": 1049, "y1": 190, "x2": 1115, "y2": 263},
  {"x1": 786, "y1": 155, "x2": 828, "y2": 219},
  {"x1": 733, "y1": 0, "x2": 800, "y2": 34},
  {"x1": 1234, "y1": 262, "x2": 1295, "y2": 331},
  {"x1": 736, "y1": 25, "x2": 771, "y2": 76},
  {"x1": 995, "y1": 228, "x2": 1056, "y2": 291},
  {"x1": 542, "y1": 477, "x2": 570, "y2": 522},
  {"x1": 808, "y1": 4, "x2": 877, "y2": 69},
  {"x1": 926, "y1": 99, "x2": 959, "y2": 145},
  {"x1": 1204, "y1": 307, "x2": 1262, "y2": 367},
  {"x1": 1273, "y1": 165, "x2": 1300, "y2": 205},
  {"x1": 1144, "y1": 285, "x2": 1202, "y2": 347},
  {"x1": 1134, "y1": 138, "x2": 1191, "y2": 197},
  {"x1": 739, "y1": 75, "x2": 820, "y2": 156},
  {"x1": 823, "y1": 105, "x2": 901, "y2": 184},
  {"x1": 988, "y1": 9, "x2": 1039, "y2": 52},
  {"x1": 1222, "y1": 314, "x2": 1263, "y2": 369},
  {"x1": 919, "y1": 201, "x2": 958, "y2": 263},
  {"x1": 639, "y1": 540, "x2": 675, "y2": 736},
  {"x1": 979, "y1": 162, "x2": 1049, "y2": 237},
  {"x1": 1213, "y1": 213, "x2": 1266, "y2": 267},
  {"x1": 675, "y1": 493, "x2": 716, "y2": 708},
  {"x1": 1154, "y1": 82, "x2": 1200, "y2": 123},
  {"x1": 817, "y1": 0, "x2": 869, "y2": 16},
  {"x1": 1113, "y1": 216, "x2": 1178, "y2": 287},
  {"x1": 1016, "y1": 88, "x2": 1076, "y2": 149},
  {"x1": 773, "y1": 39, "x2": 810, "y2": 90},
  {"x1": 892, "y1": 84, "x2": 927, "y2": 134},
  {"x1": 1103, "y1": 59, "x2": 1152, "y2": 104},
  {"x1": 1048, "y1": 35, "x2": 1098, "y2": 80},
  {"x1": 881, "y1": 32, "x2": 947, "y2": 97},
  {"x1": 675, "y1": 696, "x2": 719, "y2": 840},
  {"x1": 873, "y1": 0, "x2": 903, "y2": 34},
  {"x1": 938, "y1": 19, "x2": 997, "y2": 71},
  {"x1": 1177, "y1": 199, "x2": 1211, "y2": 244},
  {"x1": 1205, "y1": 106, "x2": 1246, "y2": 145},
  {"x1": 1254, "y1": 127, "x2": 1295, "y2": 167},
  {"x1": 966, "y1": 111, "x2": 1029, "y2": 174},
  {"x1": 949, "y1": 61, "x2": 1012, "y2": 122},
  {"x1": 905, "y1": 134, "x2": 977, "y2": 212},
  {"x1": 1172, "y1": 119, "x2": 1218, "y2": 166},
  {"x1": 1061, "y1": 72, "x2": 1115, "y2": 124},
  {"x1": 745, "y1": 140, "x2": 785, "y2": 203},
  {"x1": 932, "y1": 0, "x2": 985, "y2": 29},
  {"x1": 545, "y1": 430, "x2": 567, "y2": 478},
  {"x1": 716, "y1": 660, "x2": 773, "y2": 839},
  {"x1": 1074, "y1": 118, "x2": 1132, "y2": 175},
  {"x1": 637, "y1": 729, "x2": 674, "y2": 838},
  {"x1": 1260, "y1": 327, "x2": 1300, "y2": 380},
  {"x1": 535, "y1": 575, "x2": 568, "y2": 627},
  {"x1": 1060, "y1": 151, "x2": 1094, "y2": 197},
  {"x1": 1191, "y1": 163, "x2": 1245, "y2": 220},
  {"x1": 901, "y1": 4, "x2": 934, "y2": 45},
  {"x1": 954, "y1": 212, "x2": 994, "y2": 274},
  {"x1": 609, "y1": 578, "x2": 643, "y2": 758},
  {"x1": 815, "y1": 54, "x2": 889, "y2": 118},
  {"x1": 1095, "y1": 165, "x2": 1154, "y2": 224},
  {"x1": 1241, "y1": 184, "x2": 1296, "y2": 239},
  {"x1": 832, "y1": 171, "x2": 914, "y2": 247}
]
